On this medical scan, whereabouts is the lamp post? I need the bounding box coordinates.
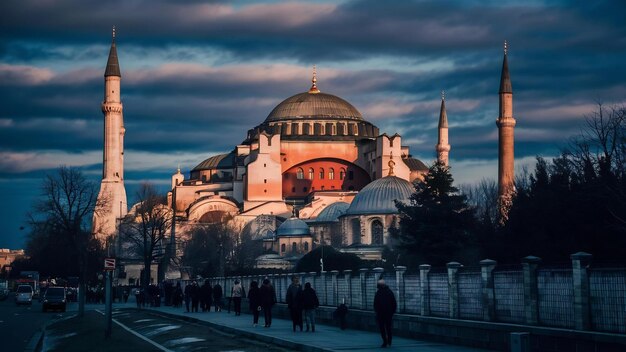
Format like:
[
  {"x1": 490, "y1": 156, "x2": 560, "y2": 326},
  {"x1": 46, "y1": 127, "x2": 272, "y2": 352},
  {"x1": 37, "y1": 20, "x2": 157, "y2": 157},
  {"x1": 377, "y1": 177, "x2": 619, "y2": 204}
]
[{"x1": 320, "y1": 230, "x2": 324, "y2": 273}]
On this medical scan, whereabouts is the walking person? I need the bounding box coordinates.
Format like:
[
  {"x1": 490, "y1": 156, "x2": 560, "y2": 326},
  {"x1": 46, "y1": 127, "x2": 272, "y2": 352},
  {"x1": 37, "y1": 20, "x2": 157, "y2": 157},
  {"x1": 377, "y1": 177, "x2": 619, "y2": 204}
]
[
  {"x1": 200, "y1": 281, "x2": 212, "y2": 312},
  {"x1": 231, "y1": 279, "x2": 245, "y2": 316},
  {"x1": 301, "y1": 282, "x2": 320, "y2": 332},
  {"x1": 213, "y1": 282, "x2": 223, "y2": 312},
  {"x1": 286, "y1": 276, "x2": 303, "y2": 332},
  {"x1": 373, "y1": 279, "x2": 397, "y2": 348},
  {"x1": 248, "y1": 281, "x2": 261, "y2": 327},
  {"x1": 259, "y1": 278, "x2": 276, "y2": 327},
  {"x1": 190, "y1": 281, "x2": 200, "y2": 312},
  {"x1": 173, "y1": 282, "x2": 183, "y2": 308}
]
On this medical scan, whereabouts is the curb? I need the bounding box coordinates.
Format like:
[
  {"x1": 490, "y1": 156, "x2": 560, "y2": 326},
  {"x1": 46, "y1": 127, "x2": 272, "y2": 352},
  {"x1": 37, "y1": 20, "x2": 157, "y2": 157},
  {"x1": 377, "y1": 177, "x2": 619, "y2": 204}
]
[
  {"x1": 26, "y1": 313, "x2": 79, "y2": 352},
  {"x1": 144, "y1": 309, "x2": 333, "y2": 352}
]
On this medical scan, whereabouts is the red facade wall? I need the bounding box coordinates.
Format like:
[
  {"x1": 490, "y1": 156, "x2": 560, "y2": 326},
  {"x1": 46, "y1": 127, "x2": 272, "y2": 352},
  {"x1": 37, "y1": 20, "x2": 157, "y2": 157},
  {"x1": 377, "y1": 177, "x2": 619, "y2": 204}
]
[{"x1": 282, "y1": 158, "x2": 371, "y2": 197}]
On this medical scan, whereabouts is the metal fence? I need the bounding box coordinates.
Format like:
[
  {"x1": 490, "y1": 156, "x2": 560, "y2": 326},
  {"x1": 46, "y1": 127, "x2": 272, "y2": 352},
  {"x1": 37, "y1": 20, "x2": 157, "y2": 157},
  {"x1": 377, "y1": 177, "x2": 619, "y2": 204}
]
[{"x1": 203, "y1": 257, "x2": 626, "y2": 335}]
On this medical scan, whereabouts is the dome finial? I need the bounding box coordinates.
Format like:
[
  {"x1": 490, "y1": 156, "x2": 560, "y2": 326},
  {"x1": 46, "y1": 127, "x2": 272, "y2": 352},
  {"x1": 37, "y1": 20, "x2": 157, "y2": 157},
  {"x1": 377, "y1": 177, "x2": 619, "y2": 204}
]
[
  {"x1": 504, "y1": 40, "x2": 508, "y2": 55},
  {"x1": 388, "y1": 151, "x2": 395, "y2": 177},
  {"x1": 309, "y1": 65, "x2": 320, "y2": 94},
  {"x1": 441, "y1": 90, "x2": 445, "y2": 101}
]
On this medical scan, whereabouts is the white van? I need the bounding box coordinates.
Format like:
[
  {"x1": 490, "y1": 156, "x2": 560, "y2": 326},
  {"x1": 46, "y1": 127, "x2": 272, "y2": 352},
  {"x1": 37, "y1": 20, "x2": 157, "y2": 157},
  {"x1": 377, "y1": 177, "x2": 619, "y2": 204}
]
[{"x1": 15, "y1": 285, "x2": 33, "y2": 306}]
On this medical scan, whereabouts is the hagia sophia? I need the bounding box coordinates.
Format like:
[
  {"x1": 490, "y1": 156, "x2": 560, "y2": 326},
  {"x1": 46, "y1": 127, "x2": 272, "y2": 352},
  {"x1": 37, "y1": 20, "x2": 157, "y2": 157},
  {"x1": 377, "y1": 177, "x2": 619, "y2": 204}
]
[{"x1": 93, "y1": 30, "x2": 515, "y2": 278}]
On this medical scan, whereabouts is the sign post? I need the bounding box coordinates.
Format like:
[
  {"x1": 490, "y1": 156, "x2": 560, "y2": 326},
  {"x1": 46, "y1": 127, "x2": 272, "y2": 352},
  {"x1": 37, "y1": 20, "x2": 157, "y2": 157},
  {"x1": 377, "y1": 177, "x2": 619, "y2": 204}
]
[{"x1": 104, "y1": 258, "x2": 115, "y2": 338}]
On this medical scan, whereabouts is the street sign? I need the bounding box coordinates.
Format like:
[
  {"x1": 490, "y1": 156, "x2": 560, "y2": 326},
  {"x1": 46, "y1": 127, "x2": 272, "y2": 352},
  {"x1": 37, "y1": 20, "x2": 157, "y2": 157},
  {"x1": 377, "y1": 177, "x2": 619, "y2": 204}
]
[{"x1": 104, "y1": 258, "x2": 116, "y2": 271}]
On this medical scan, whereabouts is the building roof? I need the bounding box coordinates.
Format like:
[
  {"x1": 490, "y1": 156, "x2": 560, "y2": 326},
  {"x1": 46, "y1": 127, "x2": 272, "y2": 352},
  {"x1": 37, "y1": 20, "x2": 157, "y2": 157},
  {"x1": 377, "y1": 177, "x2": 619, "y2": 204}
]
[
  {"x1": 276, "y1": 217, "x2": 311, "y2": 237},
  {"x1": 265, "y1": 92, "x2": 363, "y2": 122},
  {"x1": 192, "y1": 151, "x2": 235, "y2": 171},
  {"x1": 499, "y1": 52, "x2": 512, "y2": 94},
  {"x1": 403, "y1": 157, "x2": 428, "y2": 171},
  {"x1": 345, "y1": 176, "x2": 414, "y2": 215},
  {"x1": 104, "y1": 40, "x2": 121, "y2": 77},
  {"x1": 315, "y1": 202, "x2": 350, "y2": 222}
]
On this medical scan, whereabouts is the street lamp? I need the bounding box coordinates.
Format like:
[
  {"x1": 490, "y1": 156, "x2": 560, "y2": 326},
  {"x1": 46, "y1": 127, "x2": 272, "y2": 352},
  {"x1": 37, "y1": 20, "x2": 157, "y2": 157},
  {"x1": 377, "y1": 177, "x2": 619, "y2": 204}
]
[{"x1": 320, "y1": 230, "x2": 324, "y2": 273}]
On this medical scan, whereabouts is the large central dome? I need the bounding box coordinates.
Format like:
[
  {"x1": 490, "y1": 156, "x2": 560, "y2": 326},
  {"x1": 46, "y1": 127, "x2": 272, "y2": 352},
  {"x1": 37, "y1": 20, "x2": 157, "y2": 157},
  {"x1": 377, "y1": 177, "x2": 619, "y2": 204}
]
[{"x1": 265, "y1": 91, "x2": 363, "y2": 122}]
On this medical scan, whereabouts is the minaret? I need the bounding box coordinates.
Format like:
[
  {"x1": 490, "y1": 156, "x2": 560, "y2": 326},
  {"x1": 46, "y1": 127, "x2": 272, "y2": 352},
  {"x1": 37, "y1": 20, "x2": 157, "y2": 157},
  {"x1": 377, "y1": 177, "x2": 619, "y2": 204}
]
[
  {"x1": 496, "y1": 41, "x2": 516, "y2": 221},
  {"x1": 93, "y1": 27, "x2": 128, "y2": 242},
  {"x1": 436, "y1": 91, "x2": 450, "y2": 166}
]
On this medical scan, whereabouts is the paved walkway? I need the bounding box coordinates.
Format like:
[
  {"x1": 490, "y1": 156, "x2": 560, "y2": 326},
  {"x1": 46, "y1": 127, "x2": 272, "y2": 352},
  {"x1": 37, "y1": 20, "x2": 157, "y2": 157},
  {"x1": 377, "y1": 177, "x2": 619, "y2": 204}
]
[{"x1": 114, "y1": 302, "x2": 490, "y2": 352}]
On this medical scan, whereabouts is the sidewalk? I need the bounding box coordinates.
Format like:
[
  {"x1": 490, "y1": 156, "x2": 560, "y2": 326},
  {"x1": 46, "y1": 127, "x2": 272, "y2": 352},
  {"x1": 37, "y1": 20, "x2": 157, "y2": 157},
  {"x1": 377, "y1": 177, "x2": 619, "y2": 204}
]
[{"x1": 123, "y1": 302, "x2": 490, "y2": 352}]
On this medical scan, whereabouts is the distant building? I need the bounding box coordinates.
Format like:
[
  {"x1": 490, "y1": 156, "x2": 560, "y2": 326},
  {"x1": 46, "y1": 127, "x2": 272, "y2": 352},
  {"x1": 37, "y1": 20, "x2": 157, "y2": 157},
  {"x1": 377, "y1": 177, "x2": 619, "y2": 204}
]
[{"x1": 0, "y1": 248, "x2": 25, "y2": 273}]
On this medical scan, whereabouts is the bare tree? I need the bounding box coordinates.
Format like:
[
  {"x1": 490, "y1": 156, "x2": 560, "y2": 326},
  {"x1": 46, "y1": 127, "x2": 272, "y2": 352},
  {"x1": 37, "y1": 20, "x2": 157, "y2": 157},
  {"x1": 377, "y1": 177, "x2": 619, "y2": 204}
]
[
  {"x1": 120, "y1": 183, "x2": 172, "y2": 291},
  {"x1": 461, "y1": 178, "x2": 499, "y2": 225},
  {"x1": 30, "y1": 166, "x2": 105, "y2": 317}
]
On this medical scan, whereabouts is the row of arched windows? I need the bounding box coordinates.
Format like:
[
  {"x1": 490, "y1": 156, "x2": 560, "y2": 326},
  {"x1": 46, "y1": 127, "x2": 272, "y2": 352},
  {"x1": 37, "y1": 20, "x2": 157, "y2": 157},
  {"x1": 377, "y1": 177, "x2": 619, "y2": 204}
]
[
  {"x1": 280, "y1": 242, "x2": 309, "y2": 253},
  {"x1": 296, "y1": 167, "x2": 345, "y2": 180}
]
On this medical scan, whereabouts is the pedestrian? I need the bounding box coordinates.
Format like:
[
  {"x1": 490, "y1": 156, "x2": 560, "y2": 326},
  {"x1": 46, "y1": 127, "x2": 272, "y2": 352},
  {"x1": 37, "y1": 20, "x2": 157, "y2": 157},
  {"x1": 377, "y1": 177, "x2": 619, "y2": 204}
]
[
  {"x1": 200, "y1": 281, "x2": 212, "y2": 312},
  {"x1": 334, "y1": 298, "x2": 349, "y2": 330},
  {"x1": 231, "y1": 279, "x2": 245, "y2": 316},
  {"x1": 134, "y1": 287, "x2": 141, "y2": 308},
  {"x1": 123, "y1": 287, "x2": 129, "y2": 303},
  {"x1": 184, "y1": 282, "x2": 191, "y2": 312},
  {"x1": 213, "y1": 282, "x2": 223, "y2": 312},
  {"x1": 174, "y1": 282, "x2": 183, "y2": 308},
  {"x1": 301, "y1": 282, "x2": 320, "y2": 332},
  {"x1": 373, "y1": 279, "x2": 397, "y2": 348},
  {"x1": 259, "y1": 278, "x2": 276, "y2": 327},
  {"x1": 286, "y1": 276, "x2": 303, "y2": 332},
  {"x1": 248, "y1": 281, "x2": 261, "y2": 327},
  {"x1": 190, "y1": 281, "x2": 200, "y2": 312}
]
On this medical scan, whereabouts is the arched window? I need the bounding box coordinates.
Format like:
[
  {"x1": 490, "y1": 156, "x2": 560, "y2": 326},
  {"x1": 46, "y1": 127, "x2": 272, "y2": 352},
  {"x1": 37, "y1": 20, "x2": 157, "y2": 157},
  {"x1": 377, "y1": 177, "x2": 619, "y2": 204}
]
[
  {"x1": 304, "y1": 242, "x2": 309, "y2": 251},
  {"x1": 371, "y1": 220, "x2": 384, "y2": 245},
  {"x1": 329, "y1": 168, "x2": 335, "y2": 180},
  {"x1": 340, "y1": 168, "x2": 346, "y2": 180},
  {"x1": 351, "y1": 219, "x2": 361, "y2": 244},
  {"x1": 308, "y1": 168, "x2": 314, "y2": 180},
  {"x1": 297, "y1": 168, "x2": 304, "y2": 179},
  {"x1": 319, "y1": 168, "x2": 324, "y2": 180},
  {"x1": 281, "y1": 243, "x2": 286, "y2": 253},
  {"x1": 292, "y1": 242, "x2": 297, "y2": 253}
]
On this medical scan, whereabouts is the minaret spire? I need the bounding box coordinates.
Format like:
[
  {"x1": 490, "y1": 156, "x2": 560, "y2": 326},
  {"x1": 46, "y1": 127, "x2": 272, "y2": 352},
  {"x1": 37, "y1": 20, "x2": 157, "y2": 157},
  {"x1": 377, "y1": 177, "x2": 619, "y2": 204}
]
[
  {"x1": 496, "y1": 40, "x2": 516, "y2": 224},
  {"x1": 436, "y1": 90, "x2": 450, "y2": 166},
  {"x1": 308, "y1": 65, "x2": 320, "y2": 94},
  {"x1": 94, "y1": 28, "x2": 127, "y2": 242}
]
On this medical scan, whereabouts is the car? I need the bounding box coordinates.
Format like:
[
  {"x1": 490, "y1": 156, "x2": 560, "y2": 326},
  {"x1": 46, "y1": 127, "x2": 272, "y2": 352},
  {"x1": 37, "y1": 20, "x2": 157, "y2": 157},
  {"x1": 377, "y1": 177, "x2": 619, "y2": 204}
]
[
  {"x1": 42, "y1": 287, "x2": 66, "y2": 312},
  {"x1": 15, "y1": 285, "x2": 33, "y2": 306}
]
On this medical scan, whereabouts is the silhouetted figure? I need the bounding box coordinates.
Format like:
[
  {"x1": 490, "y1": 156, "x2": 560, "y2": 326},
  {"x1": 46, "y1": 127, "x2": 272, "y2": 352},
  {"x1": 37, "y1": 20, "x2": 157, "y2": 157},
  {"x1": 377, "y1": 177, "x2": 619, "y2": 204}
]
[
  {"x1": 190, "y1": 281, "x2": 200, "y2": 312},
  {"x1": 286, "y1": 276, "x2": 303, "y2": 331},
  {"x1": 259, "y1": 279, "x2": 276, "y2": 327},
  {"x1": 373, "y1": 279, "x2": 396, "y2": 348},
  {"x1": 213, "y1": 283, "x2": 223, "y2": 312},
  {"x1": 301, "y1": 282, "x2": 320, "y2": 332},
  {"x1": 200, "y1": 281, "x2": 212, "y2": 312},
  {"x1": 248, "y1": 281, "x2": 261, "y2": 327},
  {"x1": 184, "y1": 283, "x2": 191, "y2": 312}
]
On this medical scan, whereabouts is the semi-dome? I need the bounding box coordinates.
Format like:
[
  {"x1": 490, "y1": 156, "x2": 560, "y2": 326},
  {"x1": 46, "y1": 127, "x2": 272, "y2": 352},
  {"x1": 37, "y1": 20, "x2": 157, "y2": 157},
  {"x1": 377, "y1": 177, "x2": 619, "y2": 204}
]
[
  {"x1": 345, "y1": 176, "x2": 414, "y2": 215},
  {"x1": 193, "y1": 151, "x2": 235, "y2": 171},
  {"x1": 265, "y1": 92, "x2": 362, "y2": 122},
  {"x1": 276, "y1": 217, "x2": 311, "y2": 237},
  {"x1": 315, "y1": 202, "x2": 350, "y2": 222}
]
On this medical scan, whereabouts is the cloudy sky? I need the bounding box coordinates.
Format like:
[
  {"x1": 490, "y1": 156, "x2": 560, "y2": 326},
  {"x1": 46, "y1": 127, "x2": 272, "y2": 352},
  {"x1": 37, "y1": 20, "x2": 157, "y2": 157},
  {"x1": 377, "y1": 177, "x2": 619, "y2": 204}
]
[{"x1": 1, "y1": 0, "x2": 625, "y2": 249}]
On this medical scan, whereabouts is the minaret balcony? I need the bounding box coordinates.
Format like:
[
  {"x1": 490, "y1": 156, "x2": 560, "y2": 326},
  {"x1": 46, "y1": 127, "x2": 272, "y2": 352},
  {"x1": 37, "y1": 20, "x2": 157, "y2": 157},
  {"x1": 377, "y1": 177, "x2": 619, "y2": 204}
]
[{"x1": 101, "y1": 102, "x2": 123, "y2": 113}]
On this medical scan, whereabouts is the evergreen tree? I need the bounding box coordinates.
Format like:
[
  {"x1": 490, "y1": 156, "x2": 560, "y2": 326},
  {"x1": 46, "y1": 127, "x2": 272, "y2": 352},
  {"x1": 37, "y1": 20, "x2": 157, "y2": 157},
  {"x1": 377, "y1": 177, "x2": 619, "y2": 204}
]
[{"x1": 393, "y1": 162, "x2": 477, "y2": 266}]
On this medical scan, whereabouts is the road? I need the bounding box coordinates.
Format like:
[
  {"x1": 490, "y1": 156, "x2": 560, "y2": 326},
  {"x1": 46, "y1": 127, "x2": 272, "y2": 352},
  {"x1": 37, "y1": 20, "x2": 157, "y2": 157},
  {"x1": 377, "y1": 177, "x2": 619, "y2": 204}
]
[{"x1": 0, "y1": 294, "x2": 75, "y2": 351}]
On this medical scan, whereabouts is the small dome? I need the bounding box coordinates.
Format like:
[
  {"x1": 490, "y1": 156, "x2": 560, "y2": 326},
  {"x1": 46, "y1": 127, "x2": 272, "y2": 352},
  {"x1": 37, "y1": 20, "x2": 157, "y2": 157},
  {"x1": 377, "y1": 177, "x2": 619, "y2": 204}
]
[
  {"x1": 265, "y1": 92, "x2": 362, "y2": 122},
  {"x1": 193, "y1": 152, "x2": 234, "y2": 171},
  {"x1": 276, "y1": 217, "x2": 311, "y2": 237},
  {"x1": 346, "y1": 176, "x2": 414, "y2": 215},
  {"x1": 315, "y1": 202, "x2": 350, "y2": 222}
]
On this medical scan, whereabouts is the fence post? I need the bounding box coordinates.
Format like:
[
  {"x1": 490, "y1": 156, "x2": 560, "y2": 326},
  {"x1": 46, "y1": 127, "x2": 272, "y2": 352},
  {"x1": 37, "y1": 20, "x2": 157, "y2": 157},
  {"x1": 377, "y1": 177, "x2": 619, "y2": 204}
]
[
  {"x1": 420, "y1": 264, "x2": 431, "y2": 316},
  {"x1": 331, "y1": 270, "x2": 339, "y2": 307},
  {"x1": 320, "y1": 270, "x2": 328, "y2": 305},
  {"x1": 360, "y1": 268, "x2": 369, "y2": 309},
  {"x1": 522, "y1": 256, "x2": 541, "y2": 325},
  {"x1": 344, "y1": 270, "x2": 352, "y2": 307},
  {"x1": 395, "y1": 266, "x2": 406, "y2": 313},
  {"x1": 447, "y1": 262, "x2": 462, "y2": 319},
  {"x1": 480, "y1": 259, "x2": 497, "y2": 321},
  {"x1": 571, "y1": 252, "x2": 592, "y2": 331}
]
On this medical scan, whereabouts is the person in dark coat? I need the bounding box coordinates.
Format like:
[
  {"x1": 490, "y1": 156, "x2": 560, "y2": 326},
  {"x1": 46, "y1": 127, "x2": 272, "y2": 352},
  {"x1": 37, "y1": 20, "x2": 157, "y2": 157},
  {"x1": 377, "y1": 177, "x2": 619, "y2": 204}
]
[
  {"x1": 301, "y1": 282, "x2": 320, "y2": 332},
  {"x1": 213, "y1": 283, "x2": 223, "y2": 312},
  {"x1": 286, "y1": 276, "x2": 303, "y2": 331},
  {"x1": 190, "y1": 281, "x2": 200, "y2": 312},
  {"x1": 248, "y1": 281, "x2": 261, "y2": 327},
  {"x1": 173, "y1": 282, "x2": 183, "y2": 308},
  {"x1": 373, "y1": 279, "x2": 397, "y2": 348},
  {"x1": 200, "y1": 281, "x2": 212, "y2": 312},
  {"x1": 184, "y1": 283, "x2": 191, "y2": 312},
  {"x1": 259, "y1": 278, "x2": 276, "y2": 327}
]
